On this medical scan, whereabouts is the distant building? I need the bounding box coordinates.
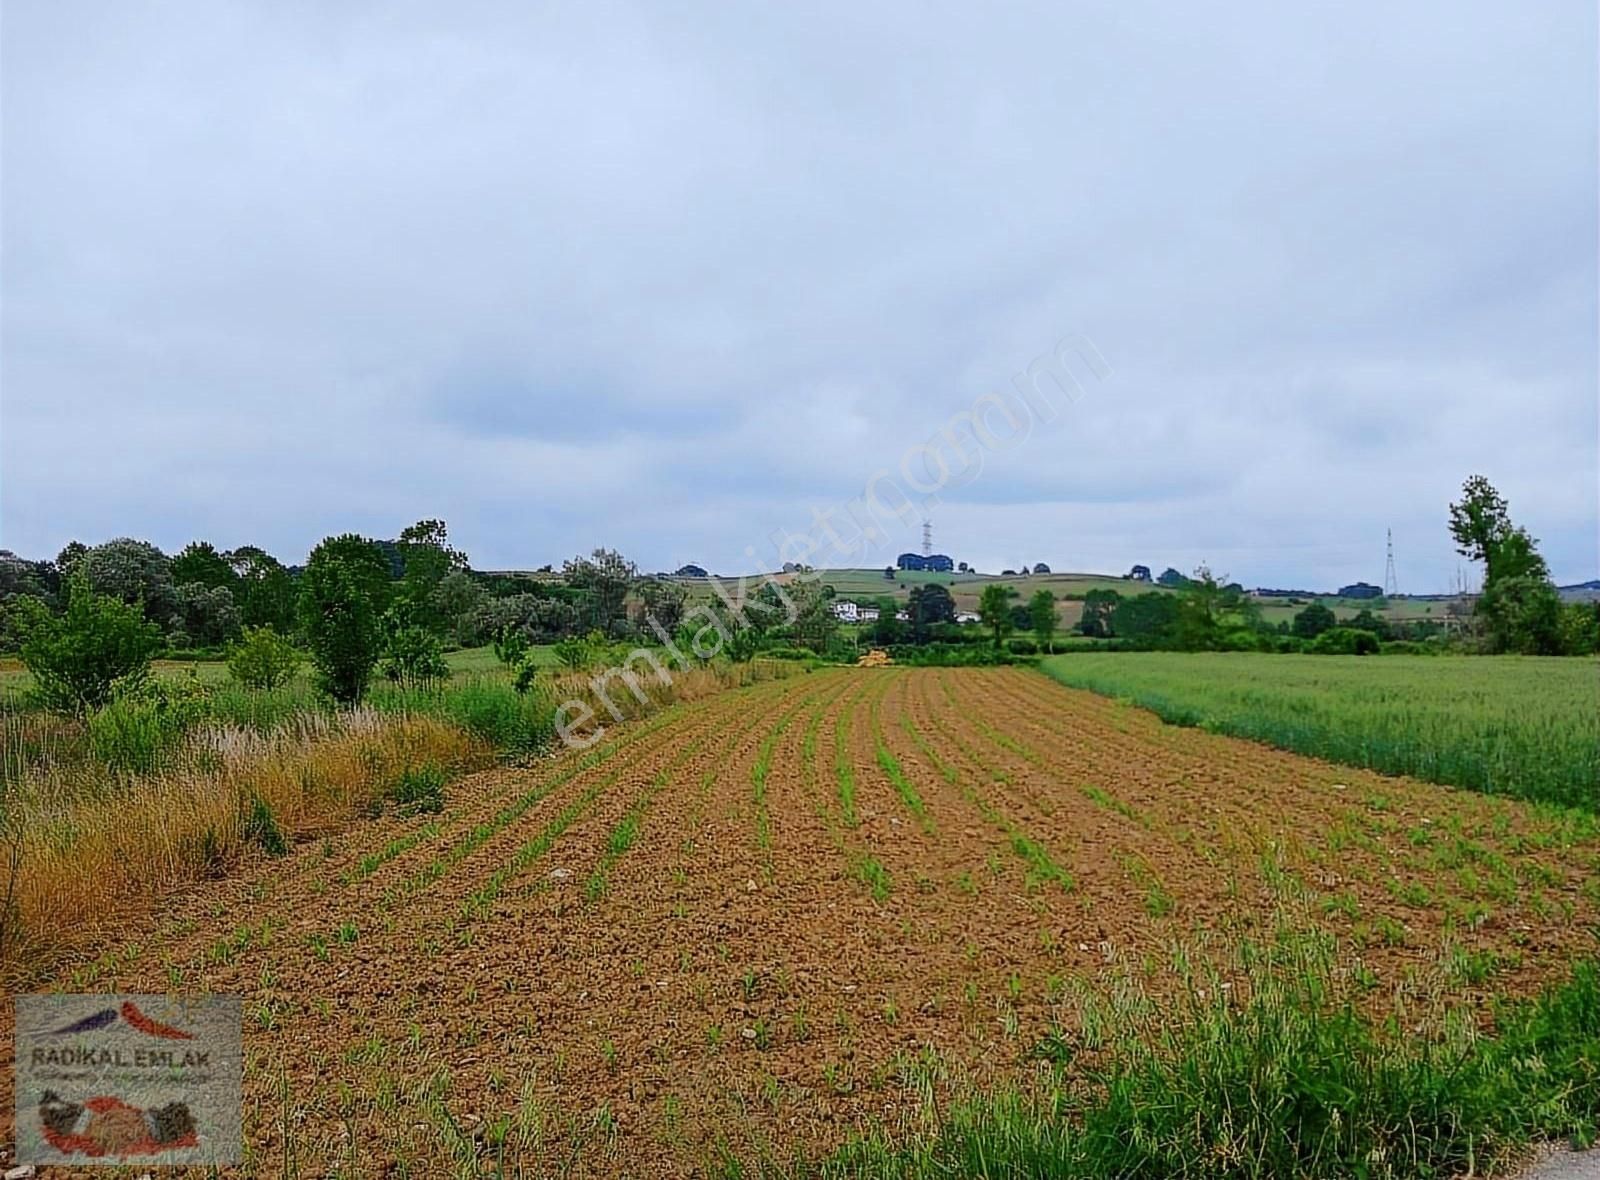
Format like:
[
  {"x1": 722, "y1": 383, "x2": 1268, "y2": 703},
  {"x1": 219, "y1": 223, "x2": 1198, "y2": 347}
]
[
  {"x1": 859, "y1": 606, "x2": 881, "y2": 622},
  {"x1": 955, "y1": 611, "x2": 981, "y2": 624},
  {"x1": 1128, "y1": 564, "x2": 1152, "y2": 582},
  {"x1": 674, "y1": 563, "x2": 708, "y2": 577},
  {"x1": 1338, "y1": 582, "x2": 1384, "y2": 599},
  {"x1": 831, "y1": 600, "x2": 860, "y2": 623},
  {"x1": 896, "y1": 552, "x2": 955, "y2": 572}
]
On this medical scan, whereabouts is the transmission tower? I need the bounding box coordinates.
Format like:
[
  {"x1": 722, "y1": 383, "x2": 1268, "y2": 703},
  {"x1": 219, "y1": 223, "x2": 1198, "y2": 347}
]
[
  {"x1": 1384, "y1": 528, "x2": 1398, "y2": 597},
  {"x1": 921, "y1": 519, "x2": 932, "y2": 557}
]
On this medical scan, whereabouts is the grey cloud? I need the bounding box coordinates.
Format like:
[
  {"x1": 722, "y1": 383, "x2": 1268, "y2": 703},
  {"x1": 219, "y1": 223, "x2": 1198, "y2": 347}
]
[{"x1": 2, "y1": 0, "x2": 1593, "y2": 587}]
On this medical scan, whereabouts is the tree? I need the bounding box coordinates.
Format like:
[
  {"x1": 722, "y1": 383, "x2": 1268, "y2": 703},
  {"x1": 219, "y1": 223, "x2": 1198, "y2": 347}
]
[
  {"x1": 906, "y1": 584, "x2": 956, "y2": 642},
  {"x1": 1029, "y1": 589, "x2": 1058, "y2": 653},
  {"x1": 77, "y1": 538, "x2": 179, "y2": 627},
  {"x1": 871, "y1": 596, "x2": 904, "y2": 644},
  {"x1": 1079, "y1": 589, "x2": 1120, "y2": 638},
  {"x1": 395, "y1": 519, "x2": 468, "y2": 634},
  {"x1": 978, "y1": 584, "x2": 1016, "y2": 650},
  {"x1": 1346, "y1": 609, "x2": 1392, "y2": 640},
  {"x1": 307, "y1": 534, "x2": 395, "y2": 615},
  {"x1": 227, "y1": 546, "x2": 298, "y2": 633},
  {"x1": 1478, "y1": 575, "x2": 1563, "y2": 655},
  {"x1": 172, "y1": 541, "x2": 239, "y2": 590},
  {"x1": 227, "y1": 626, "x2": 304, "y2": 690},
  {"x1": 1032, "y1": 562, "x2": 1051, "y2": 575},
  {"x1": 432, "y1": 569, "x2": 489, "y2": 642},
  {"x1": 1448, "y1": 475, "x2": 1511, "y2": 569},
  {"x1": 1558, "y1": 601, "x2": 1600, "y2": 656},
  {"x1": 1128, "y1": 565, "x2": 1152, "y2": 582},
  {"x1": 564, "y1": 548, "x2": 637, "y2": 636},
  {"x1": 1448, "y1": 476, "x2": 1550, "y2": 586},
  {"x1": 1291, "y1": 603, "x2": 1338, "y2": 639},
  {"x1": 789, "y1": 581, "x2": 840, "y2": 653},
  {"x1": 18, "y1": 576, "x2": 162, "y2": 712},
  {"x1": 173, "y1": 583, "x2": 242, "y2": 647},
  {"x1": 1156, "y1": 567, "x2": 1189, "y2": 588},
  {"x1": 1112, "y1": 593, "x2": 1181, "y2": 646},
  {"x1": 634, "y1": 578, "x2": 688, "y2": 634},
  {"x1": 299, "y1": 541, "x2": 384, "y2": 703}
]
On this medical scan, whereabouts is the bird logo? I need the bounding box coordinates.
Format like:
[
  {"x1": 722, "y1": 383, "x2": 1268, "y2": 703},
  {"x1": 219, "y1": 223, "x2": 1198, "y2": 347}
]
[{"x1": 47, "y1": 1001, "x2": 193, "y2": 1040}]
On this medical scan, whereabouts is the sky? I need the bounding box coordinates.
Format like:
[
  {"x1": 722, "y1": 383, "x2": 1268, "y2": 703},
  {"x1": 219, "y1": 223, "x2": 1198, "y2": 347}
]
[{"x1": 3, "y1": 2, "x2": 1596, "y2": 591}]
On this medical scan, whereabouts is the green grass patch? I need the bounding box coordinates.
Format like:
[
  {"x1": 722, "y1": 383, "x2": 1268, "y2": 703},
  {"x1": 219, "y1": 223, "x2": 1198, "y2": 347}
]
[{"x1": 1041, "y1": 653, "x2": 1600, "y2": 810}]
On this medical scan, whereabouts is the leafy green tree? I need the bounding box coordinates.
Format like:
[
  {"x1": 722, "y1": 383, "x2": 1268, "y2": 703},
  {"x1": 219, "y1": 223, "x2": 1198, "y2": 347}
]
[
  {"x1": 634, "y1": 578, "x2": 688, "y2": 634},
  {"x1": 564, "y1": 548, "x2": 637, "y2": 635},
  {"x1": 171, "y1": 541, "x2": 240, "y2": 590},
  {"x1": 1291, "y1": 603, "x2": 1338, "y2": 639},
  {"x1": 1448, "y1": 476, "x2": 1550, "y2": 586},
  {"x1": 298, "y1": 542, "x2": 385, "y2": 703},
  {"x1": 1078, "y1": 589, "x2": 1120, "y2": 638},
  {"x1": 395, "y1": 519, "x2": 468, "y2": 634},
  {"x1": 308, "y1": 534, "x2": 395, "y2": 614},
  {"x1": 789, "y1": 580, "x2": 840, "y2": 653},
  {"x1": 1478, "y1": 575, "x2": 1563, "y2": 655},
  {"x1": 381, "y1": 625, "x2": 451, "y2": 690},
  {"x1": 18, "y1": 576, "x2": 162, "y2": 712},
  {"x1": 77, "y1": 538, "x2": 179, "y2": 627},
  {"x1": 432, "y1": 569, "x2": 489, "y2": 642},
  {"x1": 1111, "y1": 593, "x2": 1181, "y2": 646},
  {"x1": 907, "y1": 584, "x2": 956, "y2": 642},
  {"x1": 226, "y1": 626, "x2": 304, "y2": 690},
  {"x1": 1029, "y1": 589, "x2": 1058, "y2": 653},
  {"x1": 1558, "y1": 601, "x2": 1600, "y2": 656},
  {"x1": 1345, "y1": 609, "x2": 1392, "y2": 640},
  {"x1": 226, "y1": 546, "x2": 298, "y2": 633},
  {"x1": 1448, "y1": 475, "x2": 1512, "y2": 569},
  {"x1": 871, "y1": 596, "x2": 904, "y2": 644},
  {"x1": 173, "y1": 583, "x2": 242, "y2": 647},
  {"x1": 978, "y1": 584, "x2": 1016, "y2": 650},
  {"x1": 493, "y1": 625, "x2": 530, "y2": 667}
]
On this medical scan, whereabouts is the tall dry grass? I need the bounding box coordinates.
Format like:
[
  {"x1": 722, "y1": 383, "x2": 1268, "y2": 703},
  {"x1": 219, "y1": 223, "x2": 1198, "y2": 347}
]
[{"x1": 2, "y1": 711, "x2": 486, "y2": 980}]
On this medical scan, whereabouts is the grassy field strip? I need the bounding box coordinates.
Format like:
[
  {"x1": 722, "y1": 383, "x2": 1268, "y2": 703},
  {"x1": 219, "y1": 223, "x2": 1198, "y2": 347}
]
[
  {"x1": 893, "y1": 677, "x2": 1073, "y2": 892},
  {"x1": 1039, "y1": 653, "x2": 1600, "y2": 811},
  {"x1": 455, "y1": 678, "x2": 829, "y2": 919},
  {"x1": 866, "y1": 677, "x2": 934, "y2": 832}
]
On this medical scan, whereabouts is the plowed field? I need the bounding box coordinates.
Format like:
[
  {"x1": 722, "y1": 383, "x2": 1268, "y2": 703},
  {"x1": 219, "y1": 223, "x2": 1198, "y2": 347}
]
[{"x1": 7, "y1": 667, "x2": 1599, "y2": 1176}]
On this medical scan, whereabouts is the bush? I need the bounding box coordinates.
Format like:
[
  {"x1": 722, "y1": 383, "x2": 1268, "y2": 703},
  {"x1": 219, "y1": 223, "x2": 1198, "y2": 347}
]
[
  {"x1": 242, "y1": 794, "x2": 287, "y2": 856},
  {"x1": 19, "y1": 578, "x2": 163, "y2": 713},
  {"x1": 86, "y1": 672, "x2": 211, "y2": 773},
  {"x1": 390, "y1": 763, "x2": 447, "y2": 814},
  {"x1": 1007, "y1": 638, "x2": 1039, "y2": 655},
  {"x1": 381, "y1": 625, "x2": 450, "y2": 690},
  {"x1": 1309, "y1": 627, "x2": 1380, "y2": 655},
  {"x1": 227, "y1": 626, "x2": 304, "y2": 690}
]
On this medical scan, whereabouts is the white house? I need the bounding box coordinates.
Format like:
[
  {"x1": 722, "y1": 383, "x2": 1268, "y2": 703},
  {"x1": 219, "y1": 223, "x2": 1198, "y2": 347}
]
[{"x1": 955, "y1": 611, "x2": 981, "y2": 624}]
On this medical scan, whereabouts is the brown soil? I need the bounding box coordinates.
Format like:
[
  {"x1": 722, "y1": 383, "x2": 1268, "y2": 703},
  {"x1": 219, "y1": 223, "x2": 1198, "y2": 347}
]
[{"x1": 5, "y1": 667, "x2": 1597, "y2": 1177}]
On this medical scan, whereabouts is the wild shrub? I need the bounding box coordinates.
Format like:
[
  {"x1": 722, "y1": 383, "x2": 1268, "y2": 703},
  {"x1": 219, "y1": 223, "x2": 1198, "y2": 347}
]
[
  {"x1": 381, "y1": 625, "x2": 450, "y2": 690},
  {"x1": 226, "y1": 625, "x2": 304, "y2": 690},
  {"x1": 242, "y1": 794, "x2": 288, "y2": 856},
  {"x1": 390, "y1": 763, "x2": 447, "y2": 814},
  {"x1": 1310, "y1": 627, "x2": 1380, "y2": 655},
  {"x1": 18, "y1": 578, "x2": 162, "y2": 713}
]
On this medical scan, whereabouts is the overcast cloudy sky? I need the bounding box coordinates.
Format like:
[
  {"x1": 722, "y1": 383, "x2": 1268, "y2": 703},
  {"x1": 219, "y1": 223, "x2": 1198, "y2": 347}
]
[{"x1": 3, "y1": 2, "x2": 1595, "y2": 589}]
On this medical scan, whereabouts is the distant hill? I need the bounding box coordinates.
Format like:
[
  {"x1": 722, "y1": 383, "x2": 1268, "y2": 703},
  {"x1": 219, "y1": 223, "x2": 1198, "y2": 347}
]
[{"x1": 1558, "y1": 580, "x2": 1600, "y2": 603}]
